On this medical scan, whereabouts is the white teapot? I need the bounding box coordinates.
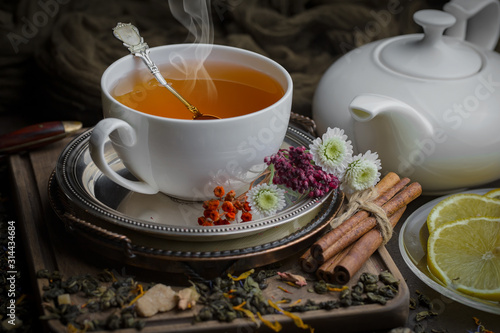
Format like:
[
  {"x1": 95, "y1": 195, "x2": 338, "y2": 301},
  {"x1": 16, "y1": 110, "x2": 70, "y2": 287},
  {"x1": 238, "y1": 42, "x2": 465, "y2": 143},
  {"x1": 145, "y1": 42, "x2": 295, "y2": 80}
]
[{"x1": 312, "y1": 0, "x2": 500, "y2": 194}]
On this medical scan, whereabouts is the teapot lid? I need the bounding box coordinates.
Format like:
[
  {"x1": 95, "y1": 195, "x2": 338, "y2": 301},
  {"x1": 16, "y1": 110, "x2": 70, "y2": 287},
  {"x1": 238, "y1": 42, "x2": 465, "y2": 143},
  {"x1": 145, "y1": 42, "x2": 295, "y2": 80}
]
[{"x1": 379, "y1": 10, "x2": 482, "y2": 79}]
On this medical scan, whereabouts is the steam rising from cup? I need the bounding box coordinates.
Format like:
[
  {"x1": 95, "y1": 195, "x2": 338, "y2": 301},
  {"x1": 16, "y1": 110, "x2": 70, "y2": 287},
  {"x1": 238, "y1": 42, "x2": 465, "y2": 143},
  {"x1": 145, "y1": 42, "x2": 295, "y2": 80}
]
[{"x1": 167, "y1": 0, "x2": 217, "y2": 100}]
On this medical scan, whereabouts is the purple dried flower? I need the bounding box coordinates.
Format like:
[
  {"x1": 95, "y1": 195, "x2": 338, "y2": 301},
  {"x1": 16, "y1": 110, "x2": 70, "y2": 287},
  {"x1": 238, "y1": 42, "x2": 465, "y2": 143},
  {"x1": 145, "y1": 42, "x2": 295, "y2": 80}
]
[{"x1": 266, "y1": 146, "x2": 339, "y2": 198}]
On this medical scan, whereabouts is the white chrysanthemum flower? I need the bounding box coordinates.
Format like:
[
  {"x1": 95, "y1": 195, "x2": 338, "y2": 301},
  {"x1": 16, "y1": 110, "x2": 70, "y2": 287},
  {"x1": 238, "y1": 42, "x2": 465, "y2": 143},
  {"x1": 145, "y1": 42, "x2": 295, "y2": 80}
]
[
  {"x1": 246, "y1": 183, "x2": 286, "y2": 218},
  {"x1": 341, "y1": 150, "x2": 381, "y2": 194},
  {"x1": 309, "y1": 127, "x2": 353, "y2": 176}
]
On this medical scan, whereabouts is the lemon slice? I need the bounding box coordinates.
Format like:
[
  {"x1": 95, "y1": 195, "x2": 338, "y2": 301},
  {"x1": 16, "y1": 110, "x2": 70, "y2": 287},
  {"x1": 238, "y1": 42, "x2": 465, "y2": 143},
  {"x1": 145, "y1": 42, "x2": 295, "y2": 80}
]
[
  {"x1": 484, "y1": 188, "x2": 500, "y2": 200},
  {"x1": 427, "y1": 217, "x2": 500, "y2": 301},
  {"x1": 427, "y1": 193, "x2": 500, "y2": 233}
]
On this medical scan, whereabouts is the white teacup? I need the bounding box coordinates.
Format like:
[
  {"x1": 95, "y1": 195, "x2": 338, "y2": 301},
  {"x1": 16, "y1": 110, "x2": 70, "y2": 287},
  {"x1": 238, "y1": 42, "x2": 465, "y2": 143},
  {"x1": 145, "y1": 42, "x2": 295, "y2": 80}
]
[{"x1": 90, "y1": 44, "x2": 292, "y2": 201}]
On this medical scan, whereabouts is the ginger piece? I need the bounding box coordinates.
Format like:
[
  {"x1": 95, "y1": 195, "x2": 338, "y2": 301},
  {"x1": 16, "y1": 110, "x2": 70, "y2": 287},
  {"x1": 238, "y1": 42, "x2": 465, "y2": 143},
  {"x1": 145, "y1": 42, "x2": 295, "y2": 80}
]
[
  {"x1": 177, "y1": 286, "x2": 200, "y2": 310},
  {"x1": 136, "y1": 284, "x2": 177, "y2": 317},
  {"x1": 57, "y1": 294, "x2": 71, "y2": 305}
]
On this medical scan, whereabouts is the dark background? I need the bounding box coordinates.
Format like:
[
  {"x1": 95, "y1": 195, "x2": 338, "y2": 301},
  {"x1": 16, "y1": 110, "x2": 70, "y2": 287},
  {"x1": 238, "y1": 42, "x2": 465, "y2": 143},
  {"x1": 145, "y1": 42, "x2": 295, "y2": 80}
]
[
  {"x1": 0, "y1": 0, "x2": 450, "y2": 130},
  {"x1": 4, "y1": 1, "x2": 500, "y2": 332}
]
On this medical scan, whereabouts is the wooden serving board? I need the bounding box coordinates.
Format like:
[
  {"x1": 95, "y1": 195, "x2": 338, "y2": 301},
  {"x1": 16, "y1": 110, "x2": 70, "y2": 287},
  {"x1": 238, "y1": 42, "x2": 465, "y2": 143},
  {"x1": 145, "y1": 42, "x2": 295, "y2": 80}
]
[{"x1": 9, "y1": 131, "x2": 409, "y2": 333}]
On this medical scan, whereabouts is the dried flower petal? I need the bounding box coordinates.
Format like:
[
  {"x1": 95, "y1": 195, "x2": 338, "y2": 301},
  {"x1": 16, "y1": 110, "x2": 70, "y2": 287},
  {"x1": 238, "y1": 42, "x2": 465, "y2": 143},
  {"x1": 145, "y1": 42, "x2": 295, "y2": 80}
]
[
  {"x1": 127, "y1": 284, "x2": 145, "y2": 307},
  {"x1": 205, "y1": 210, "x2": 220, "y2": 222},
  {"x1": 224, "y1": 190, "x2": 236, "y2": 202},
  {"x1": 257, "y1": 312, "x2": 282, "y2": 332},
  {"x1": 247, "y1": 184, "x2": 286, "y2": 218},
  {"x1": 268, "y1": 300, "x2": 313, "y2": 332},
  {"x1": 214, "y1": 218, "x2": 230, "y2": 225},
  {"x1": 233, "y1": 301, "x2": 259, "y2": 325},
  {"x1": 203, "y1": 199, "x2": 220, "y2": 211},
  {"x1": 278, "y1": 286, "x2": 293, "y2": 294},
  {"x1": 197, "y1": 217, "x2": 213, "y2": 226},
  {"x1": 309, "y1": 127, "x2": 353, "y2": 176},
  {"x1": 243, "y1": 202, "x2": 251, "y2": 212},
  {"x1": 214, "y1": 186, "x2": 225, "y2": 198},
  {"x1": 241, "y1": 212, "x2": 253, "y2": 222},
  {"x1": 222, "y1": 201, "x2": 235, "y2": 213},
  {"x1": 341, "y1": 150, "x2": 381, "y2": 194},
  {"x1": 277, "y1": 272, "x2": 307, "y2": 287},
  {"x1": 228, "y1": 269, "x2": 255, "y2": 281},
  {"x1": 327, "y1": 285, "x2": 349, "y2": 292},
  {"x1": 266, "y1": 146, "x2": 338, "y2": 198}
]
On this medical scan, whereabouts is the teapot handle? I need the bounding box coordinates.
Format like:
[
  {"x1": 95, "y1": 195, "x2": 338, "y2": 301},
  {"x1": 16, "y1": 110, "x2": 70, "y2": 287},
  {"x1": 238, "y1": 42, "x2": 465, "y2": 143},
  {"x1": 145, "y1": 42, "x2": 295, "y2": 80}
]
[{"x1": 444, "y1": 0, "x2": 500, "y2": 50}]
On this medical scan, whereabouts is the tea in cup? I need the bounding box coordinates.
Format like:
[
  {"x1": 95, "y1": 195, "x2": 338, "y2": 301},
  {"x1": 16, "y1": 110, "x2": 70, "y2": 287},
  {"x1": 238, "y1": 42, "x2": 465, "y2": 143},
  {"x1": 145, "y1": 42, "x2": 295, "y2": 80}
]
[{"x1": 90, "y1": 44, "x2": 293, "y2": 200}]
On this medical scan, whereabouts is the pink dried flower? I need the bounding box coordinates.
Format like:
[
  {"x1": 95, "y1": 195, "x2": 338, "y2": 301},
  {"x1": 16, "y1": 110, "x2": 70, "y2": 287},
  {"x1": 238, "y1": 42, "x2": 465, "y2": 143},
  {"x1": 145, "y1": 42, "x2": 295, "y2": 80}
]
[{"x1": 265, "y1": 146, "x2": 339, "y2": 198}]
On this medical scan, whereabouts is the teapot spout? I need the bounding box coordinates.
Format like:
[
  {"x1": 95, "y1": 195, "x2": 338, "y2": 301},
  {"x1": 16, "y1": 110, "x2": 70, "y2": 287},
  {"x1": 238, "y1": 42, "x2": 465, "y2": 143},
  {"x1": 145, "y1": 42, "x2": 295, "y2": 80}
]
[{"x1": 349, "y1": 94, "x2": 435, "y2": 137}]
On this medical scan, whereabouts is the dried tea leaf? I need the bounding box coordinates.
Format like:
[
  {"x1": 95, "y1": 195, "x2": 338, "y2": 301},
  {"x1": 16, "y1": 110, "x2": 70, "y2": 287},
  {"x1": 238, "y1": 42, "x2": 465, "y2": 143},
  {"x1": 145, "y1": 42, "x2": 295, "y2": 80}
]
[
  {"x1": 313, "y1": 281, "x2": 328, "y2": 294},
  {"x1": 366, "y1": 292, "x2": 387, "y2": 305},
  {"x1": 360, "y1": 272, "x2": 378, "y2": 285},
  {"x1": 409, "y1": 297, "x2": 417, "y2": 310},
  {"x1": 416, "y1": 290, "x2": 433, "y2": 309},
  {"x1": 415, "y1": 310, "x2": 438, "y2": 322},
  {"x1": 379, "y1": 271, "x2": 399, "y2": 286},
  {"x1": 244, "y1": 276, "x2": 265, "y2": 303},
  {"x1": 414, "y1": 322, "x2": 426, "y2": 333}
]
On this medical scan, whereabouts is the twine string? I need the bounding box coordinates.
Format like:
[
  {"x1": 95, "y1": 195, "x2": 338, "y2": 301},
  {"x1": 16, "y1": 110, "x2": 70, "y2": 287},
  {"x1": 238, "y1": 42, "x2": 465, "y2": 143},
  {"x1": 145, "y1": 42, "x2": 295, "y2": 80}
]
[{"x1": 330, "y1": 188, "x2": 393, "y2": 244}]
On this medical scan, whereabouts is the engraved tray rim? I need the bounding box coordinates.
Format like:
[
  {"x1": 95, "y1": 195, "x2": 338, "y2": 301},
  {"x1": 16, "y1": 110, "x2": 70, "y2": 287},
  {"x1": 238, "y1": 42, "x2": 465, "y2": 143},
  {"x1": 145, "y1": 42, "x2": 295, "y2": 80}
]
[{"x1": 49, "y1": 174, "x2": 343, "y2": 263}]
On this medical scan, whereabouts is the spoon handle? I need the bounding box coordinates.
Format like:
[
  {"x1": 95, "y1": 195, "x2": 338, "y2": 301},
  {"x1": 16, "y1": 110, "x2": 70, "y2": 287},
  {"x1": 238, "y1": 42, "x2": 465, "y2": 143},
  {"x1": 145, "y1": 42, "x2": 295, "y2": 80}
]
[{"x1": 112, "y1": 23, "x2": 203, "y2": 118}]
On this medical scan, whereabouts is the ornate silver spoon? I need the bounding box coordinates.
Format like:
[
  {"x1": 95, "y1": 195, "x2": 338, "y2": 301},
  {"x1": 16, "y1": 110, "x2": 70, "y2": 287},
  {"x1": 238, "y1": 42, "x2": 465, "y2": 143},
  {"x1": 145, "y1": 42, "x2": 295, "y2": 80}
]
[{"x1": 112, "y1": 22, "x2": 219, "y2": 120}]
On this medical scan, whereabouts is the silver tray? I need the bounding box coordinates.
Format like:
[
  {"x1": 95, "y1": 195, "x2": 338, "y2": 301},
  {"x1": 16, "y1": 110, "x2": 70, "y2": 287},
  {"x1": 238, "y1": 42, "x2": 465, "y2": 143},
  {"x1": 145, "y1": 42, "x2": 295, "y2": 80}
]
[
  {"x1": 399, "y1": 188, "x2": 500, "y2": 315},
  {"x1": 54, "y1": 126, "x2": 334, "y2": 241},
  {"x1": 49, "y1": 164, "x2": 343, "y2": 276}
]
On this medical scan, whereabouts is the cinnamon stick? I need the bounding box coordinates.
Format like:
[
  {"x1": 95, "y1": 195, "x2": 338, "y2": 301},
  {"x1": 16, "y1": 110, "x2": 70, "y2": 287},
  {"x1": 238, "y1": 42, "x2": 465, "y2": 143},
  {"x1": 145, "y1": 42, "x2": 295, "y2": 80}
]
[
  {"x1": 316, "y1": 244, "x2": 353, "y2": 283},
  {"x1": 299, "y1": 248, "x2": 318, "y2": 273},
  {"x1": 319, "y1": 213, "x2": 391, "y2": 263},
  {"x1": 312, "y1": 176, "x2": 410, "y2": 262},
  {"x1": 311, "y1": 172, "x2": 401, "y2": 260},
  {"x1": 332, "y1": 205, "x2": 407, "y2": 285},
  {"x1": 318, "y1": 179, "x2": 417, "y2": 262}
]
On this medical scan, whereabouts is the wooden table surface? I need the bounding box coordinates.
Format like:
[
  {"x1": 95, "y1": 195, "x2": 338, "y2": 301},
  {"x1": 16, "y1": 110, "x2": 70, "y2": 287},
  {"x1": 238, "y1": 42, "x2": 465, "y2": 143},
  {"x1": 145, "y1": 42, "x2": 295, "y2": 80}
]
[{"x1": 3, "y1": 122, "x2": 500, "y2": 332}]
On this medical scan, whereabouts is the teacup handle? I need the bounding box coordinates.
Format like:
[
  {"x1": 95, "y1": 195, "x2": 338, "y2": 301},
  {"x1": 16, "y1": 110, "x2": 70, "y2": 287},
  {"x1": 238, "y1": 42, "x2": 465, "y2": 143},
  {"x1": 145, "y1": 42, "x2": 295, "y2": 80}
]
[{"x1": 89, "y1": 118, "x2": 159, "y2": 194}]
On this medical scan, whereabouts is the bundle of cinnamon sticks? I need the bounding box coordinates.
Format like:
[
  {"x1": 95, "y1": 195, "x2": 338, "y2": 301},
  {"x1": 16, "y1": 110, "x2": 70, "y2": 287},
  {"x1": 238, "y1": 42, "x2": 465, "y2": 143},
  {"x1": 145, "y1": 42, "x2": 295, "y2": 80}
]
[{"x1": 299, "y1": 172, "x2": 421, "y2": 284}]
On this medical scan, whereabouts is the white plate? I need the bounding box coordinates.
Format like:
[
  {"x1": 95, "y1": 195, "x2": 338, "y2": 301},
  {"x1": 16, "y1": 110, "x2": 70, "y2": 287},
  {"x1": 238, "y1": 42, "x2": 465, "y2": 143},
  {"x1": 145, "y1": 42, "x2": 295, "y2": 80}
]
[{"x1": 399, "y1": 188, "x2": 500, "y2": 314}]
